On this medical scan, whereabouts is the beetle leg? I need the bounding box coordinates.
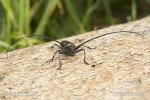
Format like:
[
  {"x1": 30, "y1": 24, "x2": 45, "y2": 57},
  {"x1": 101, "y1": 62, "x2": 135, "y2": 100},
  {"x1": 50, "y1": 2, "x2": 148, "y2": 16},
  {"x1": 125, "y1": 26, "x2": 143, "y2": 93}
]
[
  {"x1": 41, "y1": 50, "x2": 58, "y2": 66},
  {"x1": 41, "y1": 50, "x2": 63, "y2": 69},
  {"x1": 49, "y1": 50, "x2": 59, "y2": 62},
  {"x1": 57, "y1": 54, "x2": 62, "y2": 70},
  {"x1": 75, "y1": 49, "x2": 89, "y2": 65},
  {"x1": 50, "y1": 44, "x2": 60, "y2": 48}
]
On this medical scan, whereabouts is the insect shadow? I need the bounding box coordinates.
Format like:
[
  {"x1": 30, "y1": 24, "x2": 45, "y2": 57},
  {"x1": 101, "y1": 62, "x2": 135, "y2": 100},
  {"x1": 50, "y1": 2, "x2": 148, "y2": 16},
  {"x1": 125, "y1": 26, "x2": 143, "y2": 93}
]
[{"x1": 6, "y1": 31, "x2": 144, "y2": 70}]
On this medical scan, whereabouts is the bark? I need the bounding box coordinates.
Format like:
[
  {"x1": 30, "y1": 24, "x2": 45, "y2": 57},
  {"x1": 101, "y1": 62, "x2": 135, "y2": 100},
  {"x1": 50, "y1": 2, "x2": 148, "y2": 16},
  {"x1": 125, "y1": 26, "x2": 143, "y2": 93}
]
[{"x1": 0, "y1": 16, "x2": 150, "y2": 100}]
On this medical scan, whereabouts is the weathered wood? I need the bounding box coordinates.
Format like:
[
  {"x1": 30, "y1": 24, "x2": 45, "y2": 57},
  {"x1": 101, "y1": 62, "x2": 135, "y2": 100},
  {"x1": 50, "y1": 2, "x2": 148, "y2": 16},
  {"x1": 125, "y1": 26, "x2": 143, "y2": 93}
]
[{"x1": 0, "y1": 16, "x2": 150, "y2": 100}]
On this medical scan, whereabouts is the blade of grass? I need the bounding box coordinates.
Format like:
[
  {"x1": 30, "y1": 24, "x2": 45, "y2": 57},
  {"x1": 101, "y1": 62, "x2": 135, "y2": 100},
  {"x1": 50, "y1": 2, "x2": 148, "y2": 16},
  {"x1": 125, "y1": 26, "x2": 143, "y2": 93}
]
[
  {"x1": 34, "y1": 0, "x2": 59, "y2": 35},
  {"x1": 131, "y1": 0, "x2": 137, "y2": 20},
  {"x1": 19, "y1": 0, "x2": 25, "y2": 33},
  {"x1": 0, "y1": 40, "x2": 9, "y2": 48},
  {"x1": 102, "y1": 0, "x2": 116, "y2": 24},
  {"x1": 63, "y1": 0, "x2": 85, "y2": 33},
  {"x1": 1, "y1": 0, "x2": 17, "y2": 33},
  {"x1": 0, "y1": 1, "x2": 6, "y2": 35},
  {"x1": 30, "y1": 0, "x2": 43, "y2": 20},
  {"x1": 11, "y1": 0, "x2": 18, "y2": 29},
  {"x1": 25, "y1": 0, "x2": 30, "y2": 34},
  {"x1": 1, "y1": 0, "x2": 11, "y2": 38},
  {"x1": 82, "y1": 0, "x2": 100, "y2": 28}
]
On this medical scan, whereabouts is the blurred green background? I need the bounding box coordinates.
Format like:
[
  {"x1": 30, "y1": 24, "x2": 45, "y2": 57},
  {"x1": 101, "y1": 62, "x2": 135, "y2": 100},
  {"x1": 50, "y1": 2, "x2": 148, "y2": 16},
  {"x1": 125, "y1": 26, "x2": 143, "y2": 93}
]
[{"x1": 0, "y1": 0, "x2": 150, "y2": 53}]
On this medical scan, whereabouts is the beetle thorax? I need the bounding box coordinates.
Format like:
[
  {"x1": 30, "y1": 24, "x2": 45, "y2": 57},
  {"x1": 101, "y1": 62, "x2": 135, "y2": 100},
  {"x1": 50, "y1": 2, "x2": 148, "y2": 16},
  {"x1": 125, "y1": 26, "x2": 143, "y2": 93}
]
[{"x1": 60, "y1": 40, "x2": 76, "y2": 56}]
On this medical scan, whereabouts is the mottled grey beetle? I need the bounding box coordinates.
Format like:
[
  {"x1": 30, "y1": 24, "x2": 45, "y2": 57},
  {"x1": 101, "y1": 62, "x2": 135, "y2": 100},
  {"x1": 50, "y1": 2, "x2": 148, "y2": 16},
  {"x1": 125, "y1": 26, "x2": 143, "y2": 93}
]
[{"x1": 6, "y1": 31, "x2": 144, "y2": 70}]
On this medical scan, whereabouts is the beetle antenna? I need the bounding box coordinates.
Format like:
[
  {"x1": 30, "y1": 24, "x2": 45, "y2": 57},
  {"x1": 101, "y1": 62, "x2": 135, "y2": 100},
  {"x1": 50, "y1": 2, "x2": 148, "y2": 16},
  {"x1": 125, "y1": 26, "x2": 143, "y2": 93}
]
[
  {"x1": 6, "y1": 35, "x2": 60, "y2": 58},
  {"x1": 75, "y1": 30, "x2": 144, "y2": 50}
]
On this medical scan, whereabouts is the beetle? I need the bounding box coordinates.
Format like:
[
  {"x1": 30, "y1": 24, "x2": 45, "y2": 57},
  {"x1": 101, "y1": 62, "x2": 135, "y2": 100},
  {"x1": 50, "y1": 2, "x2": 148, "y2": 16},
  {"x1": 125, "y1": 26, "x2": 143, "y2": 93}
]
[{"x1": 6, "y1": 30, "x2": 144, "y2": 69}]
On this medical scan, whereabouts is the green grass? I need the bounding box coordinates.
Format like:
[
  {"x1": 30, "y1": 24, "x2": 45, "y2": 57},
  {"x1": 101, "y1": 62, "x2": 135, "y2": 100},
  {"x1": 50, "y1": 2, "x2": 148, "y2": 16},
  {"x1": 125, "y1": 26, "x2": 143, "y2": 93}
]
[{"x1": 0, "y1": 0, "x2": 150, "y2": 53}]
